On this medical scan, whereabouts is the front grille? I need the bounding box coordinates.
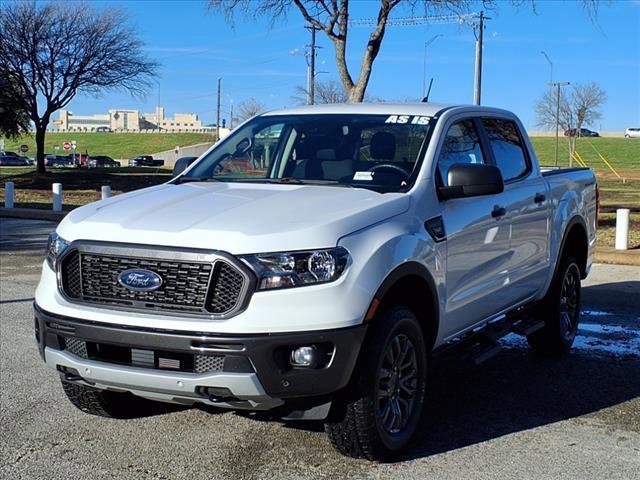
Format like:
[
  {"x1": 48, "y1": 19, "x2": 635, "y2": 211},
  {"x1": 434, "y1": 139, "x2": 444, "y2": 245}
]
[
  {"x1": 59, "y1": 246, "x2": 250, "y2": 317},
  {"x1": 61, "y1": 336, "x2": 237, "y2": 374}
]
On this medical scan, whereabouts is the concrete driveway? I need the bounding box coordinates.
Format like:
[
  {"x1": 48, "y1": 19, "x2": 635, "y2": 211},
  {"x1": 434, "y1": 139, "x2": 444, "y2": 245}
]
[{"x1": 1, "y1": 218, "x2": 638, "y2": 479}]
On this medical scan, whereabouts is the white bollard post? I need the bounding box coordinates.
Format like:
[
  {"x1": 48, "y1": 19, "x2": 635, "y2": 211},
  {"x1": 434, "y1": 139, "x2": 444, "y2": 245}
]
[
  {"x1": 615, "y1": 208, "x2": 630, "y2": 251},
  {"x1": 101, "y1": 185, "x2": 112, "y2": 200},
  {"x1": 52, "y1": 183, "x2": 62, "y2": 212},
  {"x1": 5, "y1": 182, "x2": 14, "y2": 208}
]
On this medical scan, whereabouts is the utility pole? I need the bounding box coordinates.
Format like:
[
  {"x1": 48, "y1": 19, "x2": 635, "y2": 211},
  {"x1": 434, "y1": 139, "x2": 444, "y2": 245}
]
[
  {"x1": 423, "y1": 34, "x2": 442, "y2": 99},
  {"x1": 216, "y1": 78, "x2": 221, "y2": 140},
  {"x1": 473, "y1": 11, "x2": 489, "y2": 105},
  {"x1": 549, "y1": 81, "x2": 570, "y2": 167},
  {"x1": 541, "y1": 51, "x2": 553, "y2": 85},
  {"x1": 305, "y1": 25, "x2": 319, "y2": 105},
  {"x1": 229, "y1": 100, "x2": 234, "y2": 129}
]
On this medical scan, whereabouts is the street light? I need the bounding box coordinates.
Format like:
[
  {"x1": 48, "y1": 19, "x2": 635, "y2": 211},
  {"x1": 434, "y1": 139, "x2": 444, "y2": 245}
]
[
  {"x1": 548, "y1": 81, "x2": 570, "y2": 167},
  {"x1": 423, "y1": 34, "x2": 443, "y2": 98}
]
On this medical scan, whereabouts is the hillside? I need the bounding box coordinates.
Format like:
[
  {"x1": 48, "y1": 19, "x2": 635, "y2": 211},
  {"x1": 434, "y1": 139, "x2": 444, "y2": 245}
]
[{"x1": 1, "y1": 132, "x2": 215, "y2": 159}]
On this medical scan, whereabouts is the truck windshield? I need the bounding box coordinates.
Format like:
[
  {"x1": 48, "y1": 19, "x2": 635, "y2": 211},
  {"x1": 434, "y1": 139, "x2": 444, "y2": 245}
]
[{"x1": 182, "y1": 114, "x2": 432, "y2": 192}]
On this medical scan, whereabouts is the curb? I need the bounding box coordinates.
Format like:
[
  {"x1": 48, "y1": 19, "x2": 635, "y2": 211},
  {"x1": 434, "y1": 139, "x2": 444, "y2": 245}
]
[
  {"x1": 0, "y1": 207, "x2": 68, "y2": 221},
  {"x1": 594, "y1": 246, "x2": 640, "y2": 267}
]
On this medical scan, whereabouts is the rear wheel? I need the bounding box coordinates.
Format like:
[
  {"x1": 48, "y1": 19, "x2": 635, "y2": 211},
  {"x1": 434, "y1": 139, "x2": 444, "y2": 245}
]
[
  {"x1": 324, "y1": 306, "x2": 427, "y2": 460},
  {"x1": 61, "y1": 381, "x2": 148, "y2": 418},
  {"x1": 527, "y1": 256, "x2": 581, "y2": 354}
]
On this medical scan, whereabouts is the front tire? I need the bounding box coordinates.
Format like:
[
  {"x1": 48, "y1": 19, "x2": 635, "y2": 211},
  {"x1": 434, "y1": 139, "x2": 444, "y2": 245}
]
[
  {"x1": 527, "y1": 256, "x2": 582, "y2": 354},
  {"x1": 324, "y1": 307, "x2": 427, "y2": 461}
]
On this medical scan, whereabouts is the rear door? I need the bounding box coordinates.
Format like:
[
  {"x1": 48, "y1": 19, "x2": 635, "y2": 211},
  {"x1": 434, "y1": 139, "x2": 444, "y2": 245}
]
[
  {"x1": 479, "y1": 117, "x2": 550, "y2": 302},
  {"x1": 437, "y1": 117, "x2": 513, "y2": 339}
]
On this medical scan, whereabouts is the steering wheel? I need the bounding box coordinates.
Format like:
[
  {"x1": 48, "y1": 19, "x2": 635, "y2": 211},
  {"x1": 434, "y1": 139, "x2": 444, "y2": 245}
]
[{"x1": 369, "y1": 163, "x2": 410, "y2": 183}]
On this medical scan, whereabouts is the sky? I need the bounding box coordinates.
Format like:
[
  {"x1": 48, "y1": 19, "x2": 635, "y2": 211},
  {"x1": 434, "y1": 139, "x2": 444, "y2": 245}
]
[{"x1": 65, "y1": 0, "x2": 640, "y2": 132}]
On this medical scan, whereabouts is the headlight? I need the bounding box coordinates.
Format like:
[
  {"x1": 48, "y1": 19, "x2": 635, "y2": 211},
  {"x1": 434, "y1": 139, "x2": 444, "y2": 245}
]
[
  {"x1": 46, "y1": 232, "x2": 70, "y2": 270},
  {"x1": 241, "y1": 247, "x2": 349, "y2": 290}
]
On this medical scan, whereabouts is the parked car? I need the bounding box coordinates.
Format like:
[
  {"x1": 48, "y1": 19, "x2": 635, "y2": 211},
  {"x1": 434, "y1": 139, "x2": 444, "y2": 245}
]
[
  {"x1": 128, "y1": 155, "x2": 164, "y2": 167},
  {"x1": 66, "y1": 153, "x2": 90, "y2": 167},
  {"x1": 0, "y1": 150, "x2": 20, "y2": 157},
  {"x1": 0, "y1": 154, "x2": 30, "y2": 166},
  {"x1": 96, "y1": 126, "x2": 112, "y2": 133},
  {"x1": 564, "y1": 128, "x2": 599, "y2": 137},
  {"x1": 624, "y1": 127, "x2": 640, "y2": 138},
  {"x1": 36, "y1": 103, "x2": 597, "y2": 460},
  {"x1": 88, "y1": 156, "x2": 121, "y2": 168},
  {"x1": 45, "y1": 154, "x2": 76, "y2": 168}
]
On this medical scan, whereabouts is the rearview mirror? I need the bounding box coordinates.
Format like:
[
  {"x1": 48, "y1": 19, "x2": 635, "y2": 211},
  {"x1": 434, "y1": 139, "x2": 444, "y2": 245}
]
[
  {"x1": 172, "y1": 156, "x2": 198, "y2": 177},
  {"x1": 438, "y1": 163, "x2": 504, "y2": 200},
  {"x1": 234, "y1": 137, "x2": 251, "y2": 156}
]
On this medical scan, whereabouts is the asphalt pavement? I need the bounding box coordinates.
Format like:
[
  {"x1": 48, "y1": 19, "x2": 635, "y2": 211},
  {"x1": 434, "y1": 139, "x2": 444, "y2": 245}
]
[{"x1": 1, "y1": 218, "x2": 639, "y2": 479}]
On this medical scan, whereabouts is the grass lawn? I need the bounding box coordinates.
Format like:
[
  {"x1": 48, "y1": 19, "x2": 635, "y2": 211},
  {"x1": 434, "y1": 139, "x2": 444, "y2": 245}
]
[
  {"x1": 1, "y1": 132, "x2": 214, "y2": 159},
  {"x1": 1, "y1": 136, "x2": 638, "y2": 249},
  {"x1": 530, "y1": 136, "x2": 639, "y2": 174}
]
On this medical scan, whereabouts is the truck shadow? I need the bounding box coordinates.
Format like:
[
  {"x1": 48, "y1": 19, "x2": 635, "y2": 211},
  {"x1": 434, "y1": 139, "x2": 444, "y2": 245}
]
[
  {"x1": 404, "y1": 346, "x2": 639, "y2": 460},
  {"x1": 281, "y1": 281, "x2": 640, "y2": 461}
]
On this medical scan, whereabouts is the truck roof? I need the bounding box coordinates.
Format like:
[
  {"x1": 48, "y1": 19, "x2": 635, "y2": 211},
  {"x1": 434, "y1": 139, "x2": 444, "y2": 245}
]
[{"x1": 263, "y1": 102, "x2": 515, "y2": 118}]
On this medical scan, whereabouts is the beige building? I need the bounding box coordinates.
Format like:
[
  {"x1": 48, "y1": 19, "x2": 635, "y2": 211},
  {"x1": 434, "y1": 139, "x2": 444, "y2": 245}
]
[{"x1": 56, "y1": 106, "x2": 207, "y2": 132}]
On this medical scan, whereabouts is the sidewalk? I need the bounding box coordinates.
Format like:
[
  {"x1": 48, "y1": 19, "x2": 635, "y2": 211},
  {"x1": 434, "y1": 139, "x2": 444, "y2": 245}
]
[{"x1": 2, "y1": 207, "x2": 639, "y2": 266}]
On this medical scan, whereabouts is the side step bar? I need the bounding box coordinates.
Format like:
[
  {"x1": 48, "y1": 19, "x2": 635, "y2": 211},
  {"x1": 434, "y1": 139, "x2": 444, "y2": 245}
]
[{"x1": 434, "y1": 308, "x2": 546, "y2": 366}]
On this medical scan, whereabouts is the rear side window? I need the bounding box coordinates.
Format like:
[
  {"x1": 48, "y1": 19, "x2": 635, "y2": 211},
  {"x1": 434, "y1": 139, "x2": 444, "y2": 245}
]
[
  {"x1": 481, "y1": 118, "x2": 528, "y2": 181},
  {"x1": 437, "y1": 119, "x2": 485, "y2": 186}
]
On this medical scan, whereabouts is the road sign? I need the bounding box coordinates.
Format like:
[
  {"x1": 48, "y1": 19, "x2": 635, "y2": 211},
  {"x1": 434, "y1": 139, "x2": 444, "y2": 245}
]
[
  {"x1": 63, "y1": 141, "x2": 71, "y2": 151},
  {"x1": 20, "y1": 144, "x2": 29, "y2": 153}
]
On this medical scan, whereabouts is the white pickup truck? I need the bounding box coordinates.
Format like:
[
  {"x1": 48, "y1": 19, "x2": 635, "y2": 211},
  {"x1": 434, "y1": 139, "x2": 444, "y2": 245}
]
[{"x1": 35, "y1": 103, "x2": 598, "y2": 460}]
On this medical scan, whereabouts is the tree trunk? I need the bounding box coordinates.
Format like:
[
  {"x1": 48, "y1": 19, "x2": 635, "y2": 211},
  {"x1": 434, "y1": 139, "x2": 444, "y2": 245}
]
[{"x1": 35, "y1": 123, "x2": 47, "y2": 176}]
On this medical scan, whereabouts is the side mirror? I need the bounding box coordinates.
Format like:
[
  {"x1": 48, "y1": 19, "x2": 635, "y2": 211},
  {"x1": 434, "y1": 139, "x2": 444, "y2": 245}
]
[
  {"x1": 173, "y1": 156, "x2": 198, "y2": 177},
  {"x1": 439, "y1": 163, "x2": 504, "y2": 200}
]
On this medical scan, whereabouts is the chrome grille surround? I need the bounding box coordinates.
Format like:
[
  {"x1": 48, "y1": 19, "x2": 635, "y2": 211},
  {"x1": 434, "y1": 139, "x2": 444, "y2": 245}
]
[{"x1": 56, "y1": 241, "x2": 255, "y2": 319}]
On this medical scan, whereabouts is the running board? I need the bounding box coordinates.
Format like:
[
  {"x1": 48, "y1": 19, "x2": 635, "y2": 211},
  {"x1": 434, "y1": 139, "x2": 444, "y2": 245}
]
[{"x1": 433, "y1": 306, "x2": 545, "y2": 364}]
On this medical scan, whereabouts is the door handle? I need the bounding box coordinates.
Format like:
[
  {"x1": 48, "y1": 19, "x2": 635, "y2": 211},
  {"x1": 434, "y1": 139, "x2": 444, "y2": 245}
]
[
  {"x1": 534, "y1": 193, "x2": 546, "y2": 204},
  {"x1": 491, "y1": 206, "x2": 507, "y2": 218}
]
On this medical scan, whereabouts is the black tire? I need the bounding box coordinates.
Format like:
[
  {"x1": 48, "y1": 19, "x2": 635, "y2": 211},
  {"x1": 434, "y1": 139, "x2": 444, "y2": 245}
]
[
  {"x1": 61, "y1": 381, "x2": 146, "y2": 418},
  {"x1": 324, "y1": 306, "x2": 427, "y2": 461},
  {"x1": 527, "y1": 256, "x2": 582, "y2": 354}
]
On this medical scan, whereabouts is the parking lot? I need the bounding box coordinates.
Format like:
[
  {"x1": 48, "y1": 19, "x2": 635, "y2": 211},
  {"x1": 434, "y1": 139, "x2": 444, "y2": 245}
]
[{"x1": 1, "y1": 217, "x2": 639, "y2": 479}]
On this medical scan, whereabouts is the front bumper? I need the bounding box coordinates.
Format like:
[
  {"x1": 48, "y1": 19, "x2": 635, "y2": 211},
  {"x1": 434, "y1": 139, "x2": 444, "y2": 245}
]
[{"x1": 35, "y1": 304, "x2": 367, "y2": 408}]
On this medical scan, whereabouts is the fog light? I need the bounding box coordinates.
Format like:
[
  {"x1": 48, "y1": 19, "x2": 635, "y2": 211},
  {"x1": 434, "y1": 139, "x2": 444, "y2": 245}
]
[{"x1": 290, "y1": 346, "x2": 318, "y2": 368}]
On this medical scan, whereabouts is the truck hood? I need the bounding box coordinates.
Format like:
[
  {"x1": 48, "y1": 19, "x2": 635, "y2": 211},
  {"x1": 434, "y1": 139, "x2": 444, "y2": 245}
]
[{"x1": 58, "y1": 182, "x2": 411, "y2": 254}]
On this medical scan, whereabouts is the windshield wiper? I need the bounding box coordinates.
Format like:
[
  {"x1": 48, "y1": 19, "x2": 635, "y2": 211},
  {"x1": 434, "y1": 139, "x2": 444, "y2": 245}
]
[{"x1": 174, "y1": 176, "x2": 219, "y2": 184}]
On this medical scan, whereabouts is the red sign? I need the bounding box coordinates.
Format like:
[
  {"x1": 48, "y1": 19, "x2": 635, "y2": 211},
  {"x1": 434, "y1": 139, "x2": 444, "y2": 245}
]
[{"x1": 62, "y1": 141, "x2": 72, "y2": 151}]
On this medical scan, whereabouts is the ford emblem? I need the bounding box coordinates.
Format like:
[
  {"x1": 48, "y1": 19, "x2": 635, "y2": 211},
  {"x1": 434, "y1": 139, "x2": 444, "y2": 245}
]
[{"x1": 118, "y1": 269, "x2": 163, "y2": 292}]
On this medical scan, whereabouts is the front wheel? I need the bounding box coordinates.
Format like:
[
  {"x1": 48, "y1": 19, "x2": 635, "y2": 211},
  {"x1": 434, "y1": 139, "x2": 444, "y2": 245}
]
[
  {"x1": 527, "y1": 256, "x2": 582, "y2": 354},
  {"x1": 324, "y1": 307, "x2": 427, "y2": 460}
]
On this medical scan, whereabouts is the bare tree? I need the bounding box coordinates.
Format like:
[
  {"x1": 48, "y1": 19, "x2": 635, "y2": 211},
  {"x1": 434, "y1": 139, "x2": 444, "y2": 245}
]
[
  {"x1": 535, "y1": 82, "x2": 606, "y2": 164},
  {"x1": 208, "y1": 1, "x2": 601, "y2": 103},
  {"x1": 0, "y1": 2, "x2": 158, "y2": 174},
  {"x1": 291, "y1": 79, "x2": 348, "y2": 105},
  {"x1": 235, "y1": 98, "x2": 267, "y2": 123}
]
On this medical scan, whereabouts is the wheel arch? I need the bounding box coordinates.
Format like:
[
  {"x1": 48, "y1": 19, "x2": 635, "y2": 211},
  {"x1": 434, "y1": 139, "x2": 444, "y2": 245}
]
[
  {"x1": 556, "y1": 215, "x2": 589, "y2": 279},
  {"x1": 368, "y1": 262, "x2": 440, "y2": 352}
]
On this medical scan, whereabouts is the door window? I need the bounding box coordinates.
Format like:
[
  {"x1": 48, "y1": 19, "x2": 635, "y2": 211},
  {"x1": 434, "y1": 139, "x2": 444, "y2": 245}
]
[
  {"x1": 481, "y1": 118, "x2": 529, "y2": 181},
  {"x1": 437, "y1": 119, "x2": 485, "y2": 186}
]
